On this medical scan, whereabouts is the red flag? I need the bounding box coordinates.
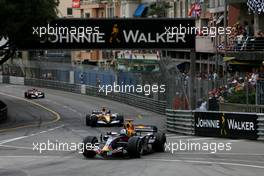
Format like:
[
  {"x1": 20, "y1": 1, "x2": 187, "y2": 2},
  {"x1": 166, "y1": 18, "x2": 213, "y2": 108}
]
[
  {"x1": 188, "y1": 3, "x2": 201, "y2": 17},
  {"x1": 188, "y1": 3, "x2": 195, "y2": 16},
  {"x1": 72, "y1": 0, "x2": 80, "y2": 8}
]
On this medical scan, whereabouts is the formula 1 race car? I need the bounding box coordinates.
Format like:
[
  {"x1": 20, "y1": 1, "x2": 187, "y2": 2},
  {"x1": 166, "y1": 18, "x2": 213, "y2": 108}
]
[
  {"x1": 24, "y1": 88, "x2": 45, "y2": 99},
  {"x1": 82, "y1": 119, "x2": 166, "y2": 158},
  {"x1": 85, "y1": 107, "x2": 124, "y2": 127}
]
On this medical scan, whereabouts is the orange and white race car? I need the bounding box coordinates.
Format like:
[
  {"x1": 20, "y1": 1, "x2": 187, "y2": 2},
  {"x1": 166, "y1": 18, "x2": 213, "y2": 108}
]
[{"x1": 85, "y1": 107, "x2": 124, "y2": 127}]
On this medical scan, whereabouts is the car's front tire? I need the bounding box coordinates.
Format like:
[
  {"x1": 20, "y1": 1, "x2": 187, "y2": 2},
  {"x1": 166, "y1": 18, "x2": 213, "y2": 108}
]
[
  {"x1": 82, "y1": 136, "x2": 98, "y2": 158},
  {"x1": 85, "y1": 115, "x2": 91, "y2": 126},
  {"x1": 90, "y1": 115, "x2": 97, "y2": 127}
]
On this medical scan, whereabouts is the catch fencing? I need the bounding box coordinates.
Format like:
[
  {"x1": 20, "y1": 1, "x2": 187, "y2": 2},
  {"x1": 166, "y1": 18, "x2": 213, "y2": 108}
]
[{"x1": 1, "y1": 76, "x2": 166, "y2": 114}]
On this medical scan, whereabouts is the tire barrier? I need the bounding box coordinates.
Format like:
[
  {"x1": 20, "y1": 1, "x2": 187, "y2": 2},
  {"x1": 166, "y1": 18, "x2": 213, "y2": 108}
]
[
  {"x1": 166, "y1": 109, "x2": 264, "y2": 141},
  {"x1": 0, "y1": 101, "x2": 7, "y2": 122}
]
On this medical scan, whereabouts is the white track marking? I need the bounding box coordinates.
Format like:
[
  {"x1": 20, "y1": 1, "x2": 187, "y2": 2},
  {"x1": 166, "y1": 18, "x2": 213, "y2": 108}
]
[
  {"x1": 167, "y1": 152, "x2": 264, "y2": 156},
  {"x1": 0, "y1": 144, "x2": 32, "y2": 150},
  {"x1": 0, "y1": 155, "x2": 72, "y2": 159},
  {"x1": 164, "y1": 157, "x2": 264, "y2": 164},
  {"x1": 144, "y1": 158, "x2": 264, "y2": 169},
  {"x1": 0, "y1": 125, "x2": 64, "y2": 145}
]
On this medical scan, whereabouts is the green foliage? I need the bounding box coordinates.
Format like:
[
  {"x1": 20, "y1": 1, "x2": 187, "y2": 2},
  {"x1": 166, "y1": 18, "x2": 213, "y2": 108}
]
[
  {"x1": 0, "y1": 0, "x2": 59, "y2": 41},
  {"x1": 224, "y1": 90, "x2": 256, "y2": 104},
  {"x1": 147, "y1": 1, "x2": 172, "y2": 17}
]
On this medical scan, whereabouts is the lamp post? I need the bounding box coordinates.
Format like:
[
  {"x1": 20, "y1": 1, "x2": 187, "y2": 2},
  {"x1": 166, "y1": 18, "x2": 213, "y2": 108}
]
[{"x1": 224, "y1": 0, "x2": 228, "y2": 52}]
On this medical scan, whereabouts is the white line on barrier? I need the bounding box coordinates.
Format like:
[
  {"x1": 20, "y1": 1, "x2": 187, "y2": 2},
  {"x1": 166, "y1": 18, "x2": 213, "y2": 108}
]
[
  {"x1": 181, "y1": 137, "x2": 215, "y2": 141},
  {"x1": 166, "y1": 136, "x2": 192, "y2": 139}
]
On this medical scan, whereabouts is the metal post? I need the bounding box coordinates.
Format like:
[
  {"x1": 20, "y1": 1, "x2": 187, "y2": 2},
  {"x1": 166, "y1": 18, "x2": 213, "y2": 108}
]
[
  {"x1": 246, "y1": 77, "x2": 249, "y2": 106},
  {"x1": 224, "y1": 0, "x2": 228, "y2": 51},
  {"x1": 190, "y1": 50, "x2": 196, "y2": 110},
  {"x1": 256, "y1": 81, "x2": 258, "y2": 105}
]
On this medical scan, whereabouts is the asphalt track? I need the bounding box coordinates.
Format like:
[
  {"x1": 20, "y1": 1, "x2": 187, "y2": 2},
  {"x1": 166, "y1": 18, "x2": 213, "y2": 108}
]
[{"x1": 0, "y1": 84, "x2": 263, "y2": 176}]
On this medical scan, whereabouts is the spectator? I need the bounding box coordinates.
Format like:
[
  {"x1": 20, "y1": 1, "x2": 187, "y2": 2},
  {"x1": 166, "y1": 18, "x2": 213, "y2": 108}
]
[{"x1": 258, "y1": 61, "x2": 264, "y2": 80}]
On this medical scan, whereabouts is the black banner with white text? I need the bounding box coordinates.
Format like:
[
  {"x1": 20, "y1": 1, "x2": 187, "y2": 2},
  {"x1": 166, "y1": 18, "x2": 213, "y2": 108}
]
[
  {"x1": 195, "y1": 112, "x2": 258, "y2": 140},
  {"x1": 16, "y1": 18, "x2": 196, "y2": 50}
]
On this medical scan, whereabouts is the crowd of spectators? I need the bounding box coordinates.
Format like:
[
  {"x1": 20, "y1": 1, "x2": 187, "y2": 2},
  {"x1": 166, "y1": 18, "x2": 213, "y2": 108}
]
[
  {"x1": 194, "y1": 68, "x2": 261, "y2": 111},
  {"x1": 226, "y1": 20, "x2": 264, "y2": 51},
  {"x1": 208, "y1": 71, "x2": 258, "y2": 104}
]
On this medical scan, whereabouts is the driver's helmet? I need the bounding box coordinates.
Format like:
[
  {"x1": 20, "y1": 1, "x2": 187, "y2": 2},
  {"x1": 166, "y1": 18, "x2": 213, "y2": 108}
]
[
  {"x1": 102, "y1": 107, "x2": 106, "y2": 112},
  {"x1": 120, "y1": 129, "x2": 127, "y2": 136}
]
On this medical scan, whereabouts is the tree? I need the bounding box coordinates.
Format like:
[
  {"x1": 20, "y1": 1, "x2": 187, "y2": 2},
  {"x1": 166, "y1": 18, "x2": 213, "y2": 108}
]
[
  {"x1": 147, "y1": 1, "x2": 172, "y2": 17},
  {"x1": 0, "y1": 0, "x2": 59, "y2": 64}
]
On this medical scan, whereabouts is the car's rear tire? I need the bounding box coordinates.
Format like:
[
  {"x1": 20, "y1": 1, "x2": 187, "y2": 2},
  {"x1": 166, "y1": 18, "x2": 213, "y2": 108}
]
[
  {"x1": 42, "y1": 93, "x2": 45, "y2": 98},
  {"x1": 24, "y1": 93, "x2": 27, "y2": 98},
  {"x1": 127, "y1": 136, "x2": 143, "y2": 158},
  {"x1": 90, "y1": 115, "x2": 97, "y2": 127},
  {"x1": 153, "y1": 132, "x2": 166, "y2": 152},
  {"x1": 83, "y1": 136, "x2": 98, "y2": 158},
  {"x1": 152, "y1": 126, "x2": 158, "y2": 132}
]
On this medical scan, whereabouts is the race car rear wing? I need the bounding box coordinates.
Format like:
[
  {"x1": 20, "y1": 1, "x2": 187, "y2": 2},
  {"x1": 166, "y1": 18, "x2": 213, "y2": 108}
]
[{"x1": 134, "y1": 125, "x2": 158, "y2": 133}]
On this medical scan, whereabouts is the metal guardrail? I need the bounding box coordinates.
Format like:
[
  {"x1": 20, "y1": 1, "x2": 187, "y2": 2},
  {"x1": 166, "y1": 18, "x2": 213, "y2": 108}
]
[
  {"x1": 25, "y1": 79, "x2": 82, "y2": 94},
  {"x1": 220, "y1": 103, "x2": 264, "y2": 113},
  {"x1": 166, "y1": 109, "x2": 194, "y2": 135},
  {"x1": 258, "y1": 114, "x2": 264, "y2": 141},
  {"x1": 24, "y1": 78, "x2": 166, "y2": 114}
]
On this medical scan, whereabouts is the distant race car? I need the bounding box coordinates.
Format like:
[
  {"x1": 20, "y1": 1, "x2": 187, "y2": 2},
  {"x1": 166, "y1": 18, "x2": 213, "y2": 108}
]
[
  {"x1": 85, "y1": 107, "x2": 124, "y2": 127},
  {"x1": 24, "y1": 88, "x2": 45, "y2": 99},
  {"x1": 82, "y1": 119, "x2": 166, "y2": 158}
]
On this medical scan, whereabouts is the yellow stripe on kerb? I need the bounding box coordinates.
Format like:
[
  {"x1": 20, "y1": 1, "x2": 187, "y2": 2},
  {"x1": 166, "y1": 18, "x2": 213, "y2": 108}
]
[{"x1": 0, "y1": 92, "x2": 61, "y2": 133}]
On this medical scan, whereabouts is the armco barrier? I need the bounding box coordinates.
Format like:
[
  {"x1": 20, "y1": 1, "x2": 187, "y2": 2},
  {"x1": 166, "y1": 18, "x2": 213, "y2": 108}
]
[
  {"x1": 258, "y1": 114, "x2": 264, "y2": 141},
  {"x1": 25, "y1": 78, "x2": 82, "y2": 94},
  {"x1": 166, "y1": 109, "x2": 264, "y2": 141},
  {"x1": 166, "y1": 109, "x2": 194, "y2": 135},
  {"x1": 23, "y1": 78, "x2": 166, "y2": 114},
  {"x1": 9, "y1": 76, "x2": 25, "y2": 85}
]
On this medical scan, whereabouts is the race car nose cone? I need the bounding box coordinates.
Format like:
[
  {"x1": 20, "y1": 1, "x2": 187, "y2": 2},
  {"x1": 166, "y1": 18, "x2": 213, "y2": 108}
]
[
  {"x1": 102, "y1": 146, "x2": 110, "y2": 152},
  {"x1": 105, "y1": 116, "x2": 110, "y2": 122}
]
